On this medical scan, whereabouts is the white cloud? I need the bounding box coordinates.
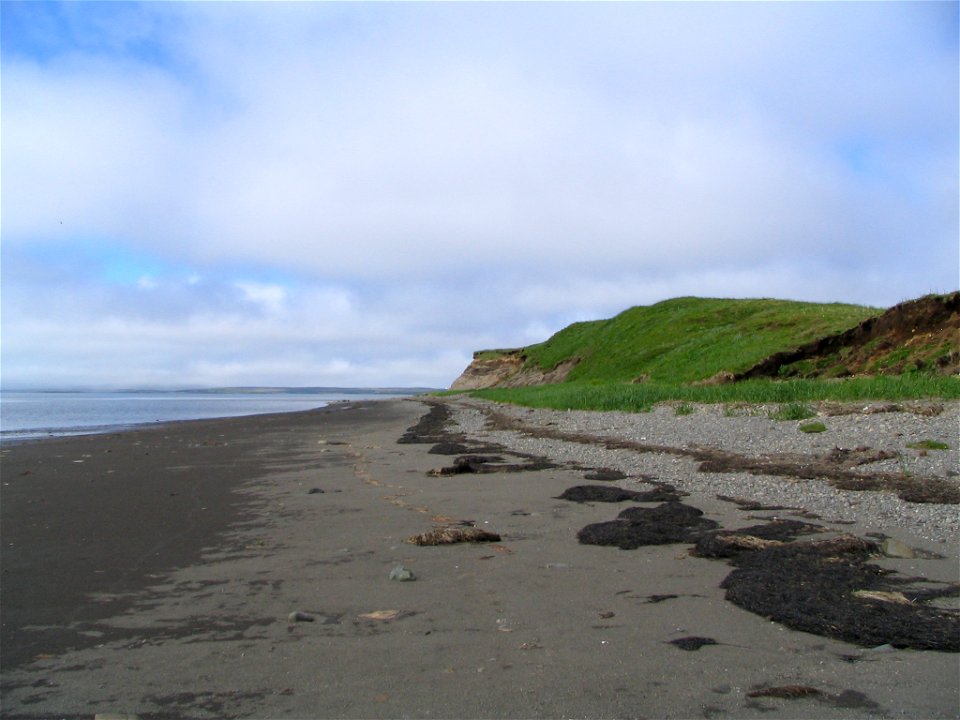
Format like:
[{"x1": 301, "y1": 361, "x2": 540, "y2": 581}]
[
  {"x1": 234, "y1": 281, "x2": 288, "y2": 315},
  {"x1": 1, "y1": 2, "x2": 956, "y2": 388}
]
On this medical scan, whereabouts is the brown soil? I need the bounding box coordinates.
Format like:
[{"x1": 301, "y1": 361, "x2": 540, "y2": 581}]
[{"x1": 737, "y1": 292, "x2": 960, "y2": 379}]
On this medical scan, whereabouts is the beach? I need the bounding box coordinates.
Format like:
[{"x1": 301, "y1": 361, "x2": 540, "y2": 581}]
[{"x1": 1, "y1": 397, "x2": 957, "y2": 719}]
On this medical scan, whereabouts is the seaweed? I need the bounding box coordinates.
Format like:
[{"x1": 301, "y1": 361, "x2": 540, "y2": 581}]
[
  {"x1": 720, "y1": 537, "x2": 960, "y2": 651},
  {"x1": 429, "y1": 454, "x2": 558, "y2": 476},
  {"x1": 693, "y1": 520, "x2": 824, "y2": 559},
  {"x1": 407, "y1": 526, "x2": 502, "y2": 546},
  {"x1": 577, "y1": 502, "x2": 719, "y2": 549},
  {"x1": 556, "y1": 483, "x2": 684, "y2": 503},
  {"x1": 669, "y1": 636, "x2": 717, "y2": 651},
  {"x1": 399, "y1": 403, "x2": 456, "y2": 445}
]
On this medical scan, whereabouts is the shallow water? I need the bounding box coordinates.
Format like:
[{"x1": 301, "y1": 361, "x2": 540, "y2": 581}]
[{"x1": 0, "y1": 390, "x2": 413, "y2": 441}]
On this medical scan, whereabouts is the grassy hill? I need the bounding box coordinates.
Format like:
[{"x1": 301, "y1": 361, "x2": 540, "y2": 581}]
[
  {"x1": 453, "y1": 294, "x2": 959, "y2": 408},
  {"x1": 517, "y1": 297, "x2": 880, "y2": 385}
]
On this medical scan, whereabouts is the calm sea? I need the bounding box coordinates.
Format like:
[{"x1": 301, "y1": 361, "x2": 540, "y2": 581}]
[{"x1": 0, "y1": 390, "x2": 417, "y2": 442}]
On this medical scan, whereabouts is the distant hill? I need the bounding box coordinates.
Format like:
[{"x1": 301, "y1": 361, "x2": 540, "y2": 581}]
[{"x1": 451, "y1": 293, "x2": 959, "y2": 390}]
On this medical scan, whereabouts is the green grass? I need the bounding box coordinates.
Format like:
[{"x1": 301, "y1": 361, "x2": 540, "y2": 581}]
[
  {"x1": 906, "y1": 440, "x2": 950, "y2": 450},
  {"x1": 468, "y1": 375, "x2": 960, "y2": 413},
  {"x1": 770, "y1": 402, "x2": 817, "y2": 421},
  {"x1": 799, "y1": 421, "x2": 828, "y2": 433},
  {"x1": 518, "y1": 297, "x2": 879, "y2": 384}
]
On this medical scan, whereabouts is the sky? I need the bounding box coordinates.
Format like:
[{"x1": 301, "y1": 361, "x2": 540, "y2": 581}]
[{"x1": 2, "y1": 1, "x2": 958, "y2": 390}]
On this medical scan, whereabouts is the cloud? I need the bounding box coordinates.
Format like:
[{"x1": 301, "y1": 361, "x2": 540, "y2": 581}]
[{"x1": 1, "y1": 2, "x2": 956, "y2": 388}]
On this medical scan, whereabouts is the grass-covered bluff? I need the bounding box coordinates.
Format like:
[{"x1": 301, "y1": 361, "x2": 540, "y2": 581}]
[
  {"x1": 519, "y1": 296, "x2": 878, "y2": 384},
  {"x1": 451, "y1": 295, "x2": 959, "y2": 410}
]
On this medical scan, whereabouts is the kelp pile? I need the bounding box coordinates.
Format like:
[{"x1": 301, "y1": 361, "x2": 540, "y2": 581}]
[{"x1": 574, "y1": 495, "x2": 959, "y2": 651}]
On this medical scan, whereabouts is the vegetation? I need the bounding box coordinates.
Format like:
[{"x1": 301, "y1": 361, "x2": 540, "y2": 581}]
[
  {"x1": 468, "y1": 375, "x2": 960, "y2": 413},
  {"x1": 770, "y1": 402, "x2": 818, "y2": 421},
  {"x1": 448, "y1": 295, "x2": 958, "y2": 413},
  {"x1": 519, "y1": 297, "x2": 879, "y2": 384},
  {"x1": 799, "y1": 421, "x2": 828, "y2": 433},
  {"x1": 906, "y1": 440, "x2": 950, "y2": 450}
]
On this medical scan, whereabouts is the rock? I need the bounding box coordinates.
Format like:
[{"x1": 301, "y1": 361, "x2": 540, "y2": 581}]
[
  {"x1": 389, "y1": 565, "x2": 416, "y2": 581},
  {"x1": 358, "y1": 609, "x2": 401, "y2": 621},
  {"x1": 880, "y1": 538, "x2": 915, "y2": 558},
  {"x1": 307, "y1": 488, "x2": 324, "y2": 494},
  {"x1": 288, "y1": 611, "x2": 315, "y2": 623}
]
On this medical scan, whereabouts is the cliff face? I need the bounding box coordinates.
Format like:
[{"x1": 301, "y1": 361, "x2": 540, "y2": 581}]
[
  {"x1": 449, "y1": 350, "x2": 578, "y2": 390},
  {"x1": 449, "y1": 350, "x2": 525, "y2": 390}
]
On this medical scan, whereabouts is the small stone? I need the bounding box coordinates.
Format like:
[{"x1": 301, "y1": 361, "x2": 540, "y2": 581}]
[
  {"x1": 288, "y1": 611, "x2": 315, "y2": 623},
  {"x1": 880, "y1": 538, "x2": 915, "y2": 559},
  {"x1": 389, "y1": 565, "x2": 416, "y2": 581},
  {"x1": 307, "y1": 488, "x2": 324, "y2": 494}
]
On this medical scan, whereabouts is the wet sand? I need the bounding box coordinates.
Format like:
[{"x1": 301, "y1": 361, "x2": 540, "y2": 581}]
[{"x1": 1, "y1": 398, "x2": 957, "y2": 719}]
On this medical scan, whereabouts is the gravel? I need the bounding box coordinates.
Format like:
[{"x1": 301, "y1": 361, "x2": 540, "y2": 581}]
[{"x1": 444, "y1": 398, "x2": 960, "y2": 546}]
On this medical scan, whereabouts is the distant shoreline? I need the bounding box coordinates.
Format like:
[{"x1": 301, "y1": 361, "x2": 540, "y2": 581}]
[{"x1": 0, "y1": 389, "x2": 430, "y2": 443}]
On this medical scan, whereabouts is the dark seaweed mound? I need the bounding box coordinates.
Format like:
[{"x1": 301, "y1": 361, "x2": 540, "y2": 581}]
[
  {"x1": 669, "y1": 636, "x2": 718, "y2": 651},
  {"x1": 399, "y1": 403, "x2": 454, "y2": 445},
  {"x1": 431, "y1": 454, "x2": 558, "y2": 475},
  {"x1": 721, "y1": 538, "x2": 960, "y2": 651},
  {"x1": 577, "y1": 502, "x2": 719, "y2": 549},
  {"x1": 557, "y1": 485, "x2": 647, "y2": 503},
  {"x1": 694, "y1": 519, "x2": 823, "y2": 559},
  {"x1": 559, "y1": 483, "x2": 685, "y2": 504}
]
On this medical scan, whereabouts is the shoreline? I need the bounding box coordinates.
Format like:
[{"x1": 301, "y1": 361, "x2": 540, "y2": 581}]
[
  {"x1": 1, "y1": 397, "x2": 957, "y2": 718},
  {"x1": 0, "y1": 403, "x2": 338, "y2": 445},
  {"x1": 0, "y1": 388, "x2": 427, "y2": 444}
]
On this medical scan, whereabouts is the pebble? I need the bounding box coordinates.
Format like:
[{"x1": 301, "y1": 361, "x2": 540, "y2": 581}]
[
  {"x1": 448, "y1": 399, "x2": 960, "y2": 544},
  {"x1": 880, "y1": 538, "x2": 915, "y2": 559},
  {"x1": 288, "y1": 611, "x2": 315, "y2": 623},
  {"x1": 389, "y1": 565, "x2": 416, "y2": 581}
]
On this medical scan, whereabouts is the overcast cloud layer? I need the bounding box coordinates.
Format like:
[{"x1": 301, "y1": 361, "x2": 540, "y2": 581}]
[{"x1": 2, "y1": 1, "x2": 958, "y2": 389}]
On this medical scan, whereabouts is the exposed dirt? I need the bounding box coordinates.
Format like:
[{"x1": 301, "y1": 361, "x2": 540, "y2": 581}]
[
  {"x1": 737, "y1": 292, "x2": 960, "y2": 379},
  {"x1": 449, "y1": 350, "x2": 579, "y2": 390},
  {"x1": 449, "y1": 351, "x2": 526, "y2": 390}
]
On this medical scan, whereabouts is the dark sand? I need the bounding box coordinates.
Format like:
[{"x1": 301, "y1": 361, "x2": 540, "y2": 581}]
[{"x1": 1, "y1": 399, "x2": 957, "y2": 719}]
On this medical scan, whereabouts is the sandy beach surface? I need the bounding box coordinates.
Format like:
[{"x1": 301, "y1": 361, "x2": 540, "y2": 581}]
[{"x1": 1, "y1": 397, "x2": 957, "y2": 719}]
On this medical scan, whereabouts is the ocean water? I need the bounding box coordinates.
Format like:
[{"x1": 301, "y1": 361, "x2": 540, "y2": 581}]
[{"x1": 0, "y1": 390, "x2": 415, "y2": 442}]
